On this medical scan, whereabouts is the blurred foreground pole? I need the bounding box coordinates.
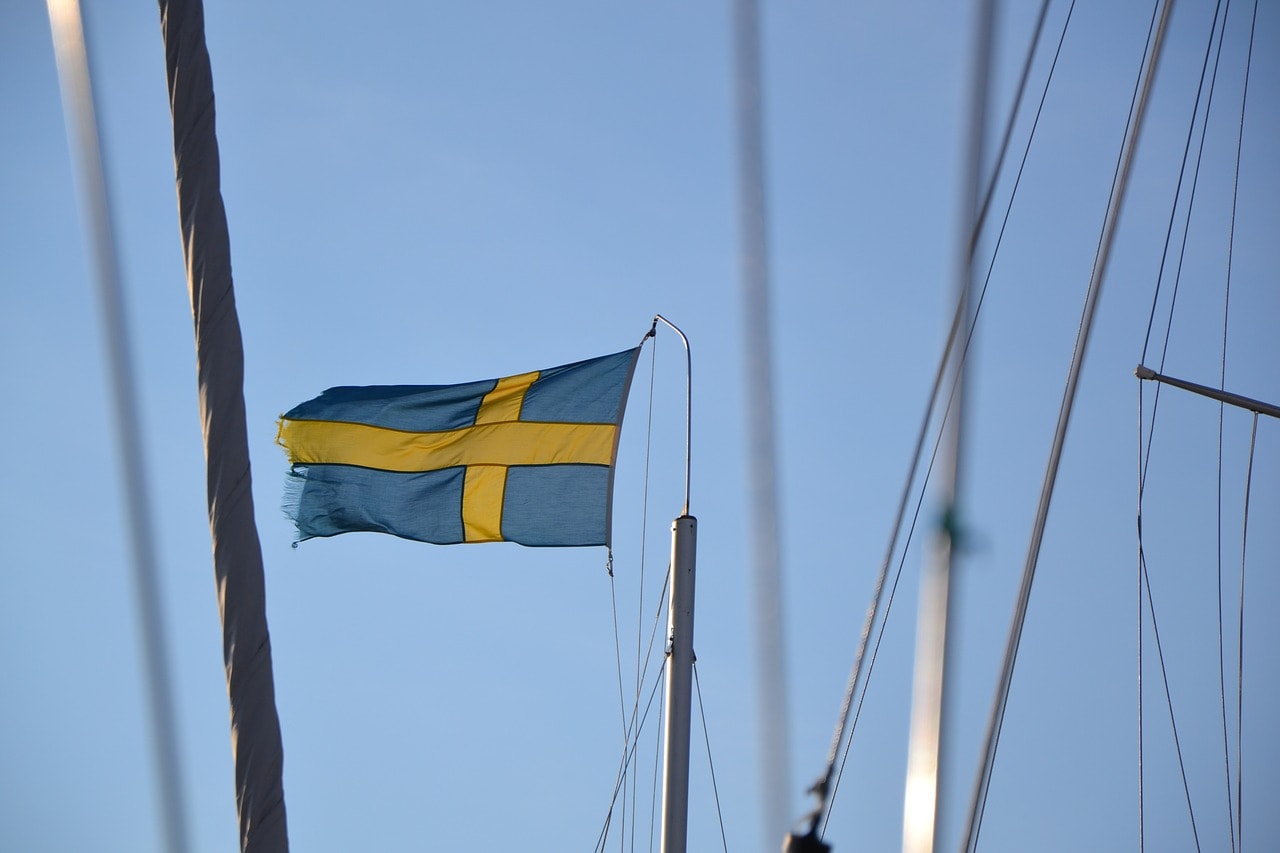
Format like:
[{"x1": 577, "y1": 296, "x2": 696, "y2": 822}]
[
  {"x1": 158, "y1": 0, "x2": 290, "y2": 849},
  {"x1": 901, "y1": 1, "x2": 994, "y2": 851},
  {"x1": 46, "y1": 2, "x2": 190, "y2": 850},
  {"x1": 732, "y1": 1, "x2": 794, "y2": 848}
]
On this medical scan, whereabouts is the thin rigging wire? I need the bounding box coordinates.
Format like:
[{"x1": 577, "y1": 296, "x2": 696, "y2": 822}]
[
  {"x1": 1136, "y1": 3, "x2": 1264, "y2": 845},
  {"x1": 1141, "y1": 553, "x2": 1203, "y2": 852},
  {"x1": 649, "y1": 675, "x2": 665, "y2": 853},
  {"x1": 972, "y1": 0, "x2": 1054, "y2": 259},
  {"x1": 1214, "y1": 298, "x2": 1236, "y2": 853},
  {"x1": 1235, "y1": 413, "x2": 1257, "y2": 848},
  {"x1": 1136, "y1": 0, "x2": 1229, "y2": 499},
  {"x1": 1132, "y1": 5, "x2": 1253, "y2": 850},
  {"x1": 1213, "y1": 0, "x2": 1238, "y2": 840},
  {"x1": 596, "y1": 667, "x2": 670, "y2": 853},
  {"x1": 600, "y1": 571, "x2": 672, "y2": 853},
  {"x1": 608, "y1": 340, "x2": 658, "y2": 851},
  {"x1": 965, "y1": 0, "x2": 1177, "y2": 845},
  {"x1": 958, "y1": 2, "x2": 1089, "y2": 843},
  {"x1": 607, "y1": 567, "x2": 631, "y2": 850},
  {"x1": 828, "y1": 145, "x2": 1032, "y2": 815},
  {"x1": 603, "y1": 339, "x2": 669, "y2": 853},
  {"x1": 692, "y1": 662, "x2": 730, "y2": 853},
  {"x1": 1132, "y1": 3, "x2": 1228, "y2": 834},
  {"x1": 631, "y1": 340, "x2": 660, "y2": 853},
  {"x1": 825, "y1": 342, "x2": 952, "y2": 832},
  {"x1": 1231, "y1": 14, "x2": 1261, "y2": 846},
  {"x1": 899, "y1": 0, "x2": 996, "y2": 840},
  {"x1": 1139, "y1": 0, "x2": 1227, "y2": 364},
  {"x1": 598, "y1": 561, "x2": 671, "y2": 853},
  {"x1": 1152, "y1": 0, "x2": 1231, "y2": 381},
  {"x1": 825, "y1": 7, "x2": 1074, "y2": 831},
  {"x1": 601, "y1": 559, "x2": 673, "y2": 853}
]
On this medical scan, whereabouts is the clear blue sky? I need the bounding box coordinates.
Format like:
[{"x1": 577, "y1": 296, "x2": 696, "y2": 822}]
[{"x1": 2, "y1": 2, "x2": 1277, "y2": 851}]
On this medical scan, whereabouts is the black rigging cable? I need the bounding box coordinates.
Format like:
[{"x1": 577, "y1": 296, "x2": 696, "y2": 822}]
[
  {"x1": 967, "y1": 0, "x2": 1178, "y2": 846},
  {"x1": 1137, "y1": 0, "x2": 1229, "y2": 399},
  {"x1": 1132, "y1": 3, "x2": 1255, "y2": 850},
  {"x1": 1146, "y1": 0, "x2": 1230, "y2": 387},
  {"x1": 649, "y1": 675, "x2": 664, "y2": 853},
  {"x1": 1136, "y1": 0, "x2": 1226, "y2": 519},
  {"x1": 636, "y1": 342, "x2": 663, "y2": 853},
  {"x1": 1214, "y1": 254, "x2": 1237, "y2": 853},
  {"x1": 599, "y1": 570, "x2": 671, "y2": 853},
  {"x1": 631, "y1": 340, "x2": 660, "y2": 853},
  {"x1": 607, "y1": 562, "x2": 630, "y2": 849},
  {"x1": 599, "y1": 553, "x2": 671, "y2": 853},
  {"x1": 1230, "y1": 16, "x2": 1261, "y2": 848},
  {"x1": 692, "y1": 662, "x2": 730, "y2": 853},
  {"x1": 829, "y1": 7, "x2": 1082, "y2": 833},
  {"x1": 1212, "y1": 5, "x2": 1253, "y2": 843},
  {"x1": 607, "y1": 338, "x2": 658, "y2": 851},
  {"x1": 1141, "y1": 549, "x2": 1204, "y2": 852},
  {"x1": 596, "y1": 666, "x2": 669, "y2": 853},
  {"x1": 972, "y1": 0, "x2": 1055, "y2": 257},
  {"x1": 601, "y1": 337, "x2": 678, "y2": 853},
  {"x1": 1235, "y1": 413, "x2": 1257, "y2": 848}
]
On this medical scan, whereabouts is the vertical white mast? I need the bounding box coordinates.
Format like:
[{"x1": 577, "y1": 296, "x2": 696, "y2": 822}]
[{"x1": 661, "y1": 515, "x2": 699, "y2": 853}]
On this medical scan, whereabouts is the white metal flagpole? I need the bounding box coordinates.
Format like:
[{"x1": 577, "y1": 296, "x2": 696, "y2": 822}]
[
  {"x1": 652, "y1": 315, "x2": 697, "y2": 853},
  {"x1": 661, "y1": 514, "x2": 699, "y2": 853}
]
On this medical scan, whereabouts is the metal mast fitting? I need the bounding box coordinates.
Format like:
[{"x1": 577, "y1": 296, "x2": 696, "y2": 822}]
[
  {"x1": 654, "y1": 314, "x2": 692, "y2": 515},
  {"x1": 1135, "y1": 365, "x2": 1280, "y2": 420}
]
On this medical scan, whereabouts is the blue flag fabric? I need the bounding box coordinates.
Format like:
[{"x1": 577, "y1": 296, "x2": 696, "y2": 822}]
[{"x1": 277, "y1": 348, "x2": 641, "y2": 547}]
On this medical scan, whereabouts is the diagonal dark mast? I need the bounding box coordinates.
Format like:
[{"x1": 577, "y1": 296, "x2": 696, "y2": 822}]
[{"x1": 158, "y1": 1, "x2": 290, "y2": 849}]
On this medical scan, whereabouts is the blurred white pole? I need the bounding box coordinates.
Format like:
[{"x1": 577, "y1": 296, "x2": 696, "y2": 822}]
[
  {"x1": 46, "y1": 2, "x2": 190, "y2": 850},
  {"x1": 901, "y1": 1, "x2": 994, "y2": 851},
  {"x1": 732, "y1": 2, "x2": 793, "y2": 847}
]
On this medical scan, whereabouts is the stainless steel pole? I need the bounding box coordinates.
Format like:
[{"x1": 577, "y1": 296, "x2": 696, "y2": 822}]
[
  {"x1": 1135, "y1": 365, "x2": 1280, "y2": 420},
  {"x1": 660, "y1": 515, "x2": 698, "y2": 853}
]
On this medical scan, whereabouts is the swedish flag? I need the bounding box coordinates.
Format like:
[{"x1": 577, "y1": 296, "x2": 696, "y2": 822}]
[{"x1": 278, "y1": 348, "x2": 641, "y2": 546}]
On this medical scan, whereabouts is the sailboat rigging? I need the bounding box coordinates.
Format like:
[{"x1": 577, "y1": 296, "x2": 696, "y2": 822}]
[
  {"x1": 797, "y1": 1, "x2": 1276, "y2": 851},
  {"x1": 12, "y1": 1, "x2": 1277, "y2": 851}
]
